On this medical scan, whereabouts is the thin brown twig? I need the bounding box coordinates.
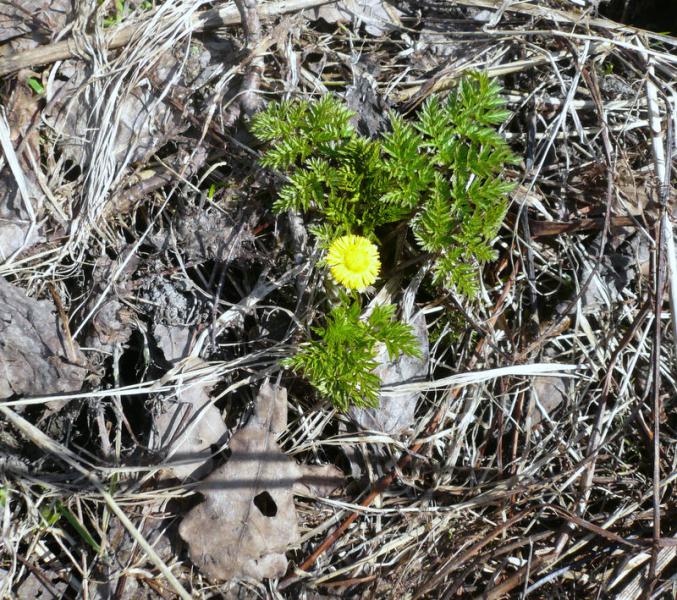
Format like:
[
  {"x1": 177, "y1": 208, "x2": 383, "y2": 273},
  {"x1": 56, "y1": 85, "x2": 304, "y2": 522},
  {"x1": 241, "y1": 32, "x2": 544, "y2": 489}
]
[
  {"x1": 646, "y1": 177, "x2": 668, "y2": 597},
  {"x1": 47, "y1": 282, "x2": 79, "y2": 365},
  {"x1": 643, "y1": 46, "x2": 674, "y2": 600},
  {"x1": 318, "y1": 574, "x2": 379, "y2": 588}
]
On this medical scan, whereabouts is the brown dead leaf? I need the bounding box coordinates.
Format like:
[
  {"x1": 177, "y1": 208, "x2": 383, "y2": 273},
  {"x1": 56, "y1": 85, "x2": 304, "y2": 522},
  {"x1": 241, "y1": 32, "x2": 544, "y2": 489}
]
[
  {"x1": 0, "y1": 174, "x2": 44, "y2": 260},
  {"x1": 151, "y1": 322, "x2": 224, "y2": 482},
  {"x1": 525, "y1": 376, "x2": 569, "y2": 431},
  {"x1": 0, "y1": 0, "x2": 73, "y2": 51},
  {"x1": 86, "y1": 299, "x2": 135, "y2": 352},
  {"x1": 83, "y1": 254, "x2": 138, "y2": 354},
  {"x1": 154, "y1": 367, "x2": 228, "y2": 482},
  {"x1": 0, "y1": 82, "x2": 46, "y2": 259},
  {"x1": 179, "y1": 381, "x2": 342, "y2": 582},
  {"x1": 15, "y1": 571, "x2": 68, "y2": 600},
  {"x1": 345, "y1": 70, "x2": 389, "y2": 138},
  {"x1": 153, "y1": 323, "x2": 193, "y2": 364},
  {"x1": 150, "y1": 205, "x2": 255, "y2": 265},
  {"x1": 0, "y1": 277, "x2": 86, "y2": 407},
  {"x1": 312, "y1": 0, "x2": 402, "y2": 36}
]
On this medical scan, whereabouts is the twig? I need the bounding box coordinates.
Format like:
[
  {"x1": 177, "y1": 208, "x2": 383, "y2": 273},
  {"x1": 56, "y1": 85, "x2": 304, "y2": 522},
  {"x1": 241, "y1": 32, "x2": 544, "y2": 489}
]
[
  {"x1": 228, "y1": 0, "x2": 264, "y2": 122},
  {"x1": 47, "y1": 283, "x2": 79, "y2": 365},
  {"x1": 643, "y1": 47, "x2": 672, "y2": 597}
]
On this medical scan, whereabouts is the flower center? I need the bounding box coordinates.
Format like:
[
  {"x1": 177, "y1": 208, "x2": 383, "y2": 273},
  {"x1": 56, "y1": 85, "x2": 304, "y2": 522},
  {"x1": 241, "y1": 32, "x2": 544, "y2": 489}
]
[{"x1": 343, "y1": 250, "x2": 370, "y2": 273}]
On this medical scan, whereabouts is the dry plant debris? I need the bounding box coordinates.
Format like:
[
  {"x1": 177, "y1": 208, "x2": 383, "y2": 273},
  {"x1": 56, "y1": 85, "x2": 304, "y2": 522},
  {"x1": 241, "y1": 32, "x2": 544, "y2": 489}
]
[
  {"x1": 0, "y1": 0, "x2": 676, "y2": 598},
  {"x1": 46, "y1": 54, "x2": 189, "y2": 168},
  {"x1": 313, "y1": 0, "x2": 403, "y2": 36},
  {"x1": 0, "y1": 277, "x2": 86, "y2": 406},
  {"x1": 152, "y1": 362, "x2": 229, "y2": 481}
]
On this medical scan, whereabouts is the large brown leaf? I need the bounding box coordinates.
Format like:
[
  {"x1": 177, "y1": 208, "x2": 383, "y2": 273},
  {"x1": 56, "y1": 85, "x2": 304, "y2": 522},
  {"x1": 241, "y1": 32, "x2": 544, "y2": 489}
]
[{"x1": 179, "y1": 381, "x2": 342, "y2": 582}]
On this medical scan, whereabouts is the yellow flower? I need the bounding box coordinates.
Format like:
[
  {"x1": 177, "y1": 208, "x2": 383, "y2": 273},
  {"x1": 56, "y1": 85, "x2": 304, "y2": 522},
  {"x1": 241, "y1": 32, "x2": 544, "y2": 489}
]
[{"x1": 326, "y1": 234, "x2": 381, "y2": 290}]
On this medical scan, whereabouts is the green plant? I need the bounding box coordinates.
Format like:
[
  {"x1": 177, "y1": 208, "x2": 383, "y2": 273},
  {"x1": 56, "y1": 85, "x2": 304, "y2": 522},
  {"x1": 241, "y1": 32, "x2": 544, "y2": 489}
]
[
  {"x1": 253, "y1": 74, "x2": 515, "y2": 410},
  {"x1": 100, "y1": 0, "x2": 153, "y2": 27},
  {"x1": 284, "y1": 299, "x2": 421, "y2": 410},
  {"x1": 40, "y1": 500, "x2": 101, "y2": 553},
  {"x1": 251, "y1": 72, "x2": 518, "y2": 296},
  {"x1": 26, "y1": 77, "x2": 44, "y2": 95}
]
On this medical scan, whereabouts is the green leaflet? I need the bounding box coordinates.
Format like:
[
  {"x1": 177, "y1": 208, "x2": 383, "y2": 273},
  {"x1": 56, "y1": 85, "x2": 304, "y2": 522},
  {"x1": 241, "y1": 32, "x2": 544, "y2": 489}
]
[{"x1": 283, "y1": 300, "x2": 421, "y2": 411}]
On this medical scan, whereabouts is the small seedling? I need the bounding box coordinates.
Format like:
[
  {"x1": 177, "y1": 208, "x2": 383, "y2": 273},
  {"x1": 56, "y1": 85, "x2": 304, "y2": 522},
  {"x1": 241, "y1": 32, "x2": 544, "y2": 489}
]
[{"x1": 26, "y1": 77, "x2": 44, "y2": 95}]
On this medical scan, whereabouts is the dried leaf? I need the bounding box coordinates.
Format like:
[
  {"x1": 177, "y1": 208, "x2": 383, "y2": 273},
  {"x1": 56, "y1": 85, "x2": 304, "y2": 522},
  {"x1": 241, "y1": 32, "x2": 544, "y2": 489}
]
[
  {"x1": 556, "y1": 235, "x2": 634, "y2": 315},
  {"x1": 0, "y1": 85, "x2": 45, "y2": 259},
  {"x1": 154, "y1": 373, "x2": 228, "y2": 482},
  {"x1": 525, "y1": 376, "x2": 569, "y2": 430},
  {"x1": 15, "y1": 572, "x2": 68, "y2": 599},
  {"x1": 0, "y1": 0, "x2": 73, "y2": 49},
  {"x1": 153, "y1": 323, "x2": 193, "y2": 364},
  {"x1": 345, "y1": 71, "x2": 389, "y2": 137},
  {"x1": 0, "y1": 175, "x2": 44, "y2": 259},
  {"x1": 86, "y1": 299, "x2": 135, "y2": 352},
  {"x1": 312, "y1": 0, "x2": 402, "y2": 36},
  {"x1": 46, "y1": 54, "x2": 188, "y2": 169},
  {"x1": 351, "y1": 310, "x2": 429, "y2": 434},
  {"x1": 179, "y1": 382, "x2": 342, "y2": 582},
  {"x1": 293, "y1": 463, "x2": 345, "y2": 497},
  {"x1": 151, "y1": 206, "x2": 255, "y2": 264},
  {"x1": 0, "y1": 278, "x2": 86, "y2": 407},
  {"x1": 83, "y1": 254, "x2": 138, "y2": 353}
]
